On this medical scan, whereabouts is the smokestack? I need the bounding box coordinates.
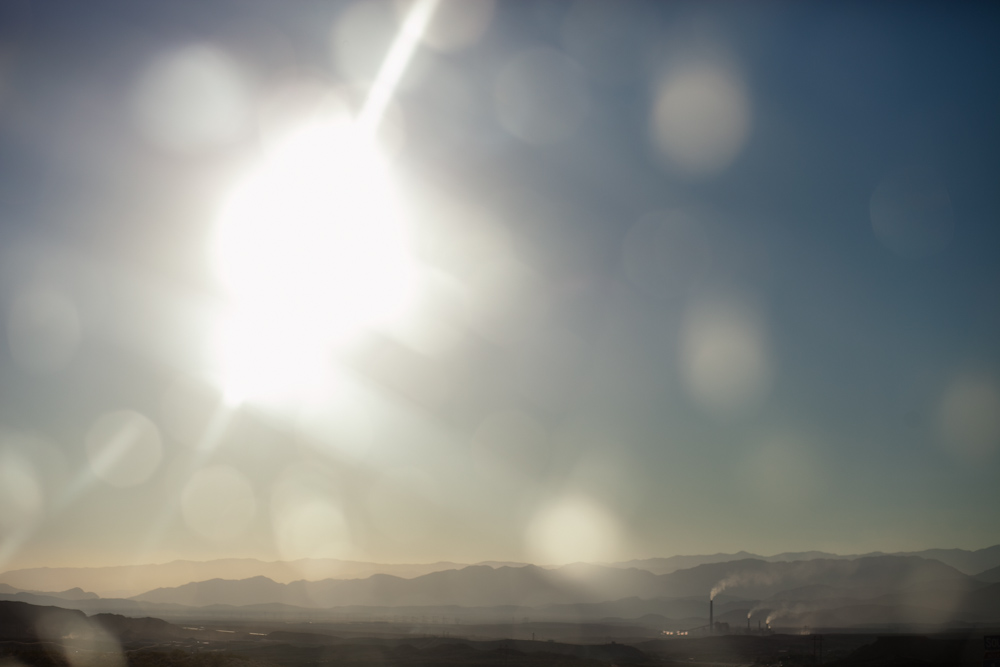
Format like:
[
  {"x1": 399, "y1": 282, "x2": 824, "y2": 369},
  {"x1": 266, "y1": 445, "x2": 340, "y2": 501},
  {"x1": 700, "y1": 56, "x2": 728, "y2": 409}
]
[
  {"x1": 709, "y1": 599, "x2": 713, "y2": 635},
  {"x1": 747, "y1": 616, "x2": 750, "y2": 632}
]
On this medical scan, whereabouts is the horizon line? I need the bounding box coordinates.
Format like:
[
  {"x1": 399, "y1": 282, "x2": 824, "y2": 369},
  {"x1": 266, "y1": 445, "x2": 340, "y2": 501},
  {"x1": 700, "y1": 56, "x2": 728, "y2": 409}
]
[{"x1": 4, "y1": 543, "x2": 1000, "y2": 573}]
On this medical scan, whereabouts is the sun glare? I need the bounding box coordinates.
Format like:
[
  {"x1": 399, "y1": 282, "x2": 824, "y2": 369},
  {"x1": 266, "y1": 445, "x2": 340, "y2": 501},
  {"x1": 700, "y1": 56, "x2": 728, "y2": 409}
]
[{"x1": 213, "y1": 121, "x2": 417, "y2": 405}]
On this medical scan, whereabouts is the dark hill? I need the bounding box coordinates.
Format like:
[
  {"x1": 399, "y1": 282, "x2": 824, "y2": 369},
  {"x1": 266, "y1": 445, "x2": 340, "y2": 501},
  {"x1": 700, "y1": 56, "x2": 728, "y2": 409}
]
[
  {"x1": 130, "y1": 575, "x2": 286, "y2": 607},
  {"x1": 89, "y1": 613, "x2": 185, "y2": 642},
  {"x1": 0, "y1": 600, "x2": 242, "y2": 646},
  {"x1": 266, "y1": 630, "x2": 340, "y2": 644},
  {"x1": 0, "y1": 600, "x2": 89, "y2": 641},
  {"x1": 837, "y1": 635, "x2": 977, "y2": 666}
]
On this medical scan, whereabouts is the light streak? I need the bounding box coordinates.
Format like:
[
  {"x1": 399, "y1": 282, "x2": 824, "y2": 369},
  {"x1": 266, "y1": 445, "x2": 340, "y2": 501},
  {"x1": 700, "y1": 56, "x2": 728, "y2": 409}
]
[{"x1": 359, "y1": 0, "x2": 440, "y2": 134}]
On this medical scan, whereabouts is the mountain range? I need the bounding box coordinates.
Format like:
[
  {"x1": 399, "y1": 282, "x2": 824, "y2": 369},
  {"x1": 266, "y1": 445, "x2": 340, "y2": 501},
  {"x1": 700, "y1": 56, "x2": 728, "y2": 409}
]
[
  {"x1": 2, "y1": 556, "x2": 999, "y2": 629},
  {"x1": 3, "y1": 545, "x2": 997, "y2": 598},
  {"x1": 0, "y1": 558, "x2": 478, "y2": 598},
  {"x1": 0, "y1": 583, "x2": 98, "y2": 600},
  {"x1": 611, "y1": 544, "x2": 1000, "y2": 576},
  {"x1": 128, "y1": 557, "x2": 988, "y2": 609}
]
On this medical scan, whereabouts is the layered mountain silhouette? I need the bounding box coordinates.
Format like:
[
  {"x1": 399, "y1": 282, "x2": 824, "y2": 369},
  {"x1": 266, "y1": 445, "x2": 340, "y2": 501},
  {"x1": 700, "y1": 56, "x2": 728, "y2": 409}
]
[
  {"x1": 132, "y1": 564, "x2": 661, "y2": 608},
  {"x1": 131, "y1": 557, "x2": 983, "y2": 610},
  {"x1": 4, "y1": 545, "x2": 997, "y2": 597},
  {"x1": 612, "y1": 544, "x2": 1000, "y2": 576},
  {"x1": 0, "y1": 558, "x2": 477, "y2": 598},
  {"x1": 0, "y1": 583, "x2": 98, "y2": 600},
  {"x1": 2, "y1": 556, "x2": 999, "y2": 629}
]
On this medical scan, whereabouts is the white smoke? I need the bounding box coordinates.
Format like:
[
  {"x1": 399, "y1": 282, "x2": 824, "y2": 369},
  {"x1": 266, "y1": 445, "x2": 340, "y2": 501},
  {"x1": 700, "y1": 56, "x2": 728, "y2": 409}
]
[
  {"x1": 765, "y1": 607, "x2": 788, "y2": 626},
  {"x1": 710, "y1": 569, "x2": 782, "y2": 600},
  {"x1": 765, "y1": 601, "x2": 816, "y2": 627}
]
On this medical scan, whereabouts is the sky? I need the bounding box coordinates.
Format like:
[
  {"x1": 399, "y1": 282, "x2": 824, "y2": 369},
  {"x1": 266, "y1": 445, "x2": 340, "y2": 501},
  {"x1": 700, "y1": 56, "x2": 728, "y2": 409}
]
[{"x1": 0, "y1": 0, "x2": 999, "y2": 572}]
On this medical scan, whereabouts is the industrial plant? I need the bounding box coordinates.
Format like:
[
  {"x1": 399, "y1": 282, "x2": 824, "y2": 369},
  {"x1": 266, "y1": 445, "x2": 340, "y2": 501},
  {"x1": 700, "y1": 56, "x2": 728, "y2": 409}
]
[{"x1": 663, "y1": 596, "x2": 774, "y2": 638}]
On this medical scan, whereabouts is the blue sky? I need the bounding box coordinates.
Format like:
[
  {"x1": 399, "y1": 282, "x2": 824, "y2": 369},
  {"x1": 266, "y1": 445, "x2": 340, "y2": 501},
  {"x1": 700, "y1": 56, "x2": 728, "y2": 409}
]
[{"x1": 0, "y1": 0, "x2": 998, "y2": 570}]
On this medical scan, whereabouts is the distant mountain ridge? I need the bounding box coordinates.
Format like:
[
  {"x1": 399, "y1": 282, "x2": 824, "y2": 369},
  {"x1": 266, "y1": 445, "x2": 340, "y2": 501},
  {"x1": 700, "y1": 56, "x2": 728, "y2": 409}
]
[
  {"x1": 612, "y1": 544, "x2": 1000, "y2": 575},
  {"x1": 3, "y1": 557, "x2": 999, "y2": 629},
  {"x1": 130, "y1": 557, "x2": 983, "y2": 610},
  {"x1": 0, "y1": 558, "x2": 480, "y2": 597},
  {"x1": 132, "y1": 564, "x2": 661, "y2": 608},
  {"x1": 3, "y1": 545, "x2": 997, "y2": 598},
  {"x1": 0, "y1": 583, "x2": 99, "y2": 600}
]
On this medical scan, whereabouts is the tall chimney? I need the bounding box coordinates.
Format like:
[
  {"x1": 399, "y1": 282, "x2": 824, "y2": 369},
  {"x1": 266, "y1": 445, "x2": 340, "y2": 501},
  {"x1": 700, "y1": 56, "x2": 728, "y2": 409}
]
[{"x1": 709, "y1": 599, "x2": 714, "y2": 635}]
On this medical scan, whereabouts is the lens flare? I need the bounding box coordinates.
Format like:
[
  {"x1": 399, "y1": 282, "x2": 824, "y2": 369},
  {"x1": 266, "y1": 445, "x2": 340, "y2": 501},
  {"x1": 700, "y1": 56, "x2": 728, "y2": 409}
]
[
  {"x1": 131, "y1": 44, "x2": 250, "y2": 153},
  {"x1": 651, "y1": 63, "x2": 750, "y2": 175},
  {"x1": 181, "y1": 465, "x2": 257, "y2": 542},
  {"x1": 213, "y1": 121, "x2": 417, "y2": 405},
  {"x1": 85, "y1": 411, "x2": 163, "y2": 488},
  {"x1": 524, "y1": 496, "x2": 619, "y2": 565}
]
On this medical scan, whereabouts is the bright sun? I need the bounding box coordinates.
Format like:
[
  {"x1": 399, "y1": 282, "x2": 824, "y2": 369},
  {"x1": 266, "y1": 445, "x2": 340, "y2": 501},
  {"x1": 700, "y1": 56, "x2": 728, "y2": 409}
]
[{"x1": 212, "y1": 121, "x2": 416, "y2": 406}]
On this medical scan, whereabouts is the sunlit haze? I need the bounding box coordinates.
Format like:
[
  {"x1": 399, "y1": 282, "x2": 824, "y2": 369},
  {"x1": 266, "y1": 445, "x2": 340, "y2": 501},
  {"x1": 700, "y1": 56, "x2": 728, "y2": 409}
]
[
  {"x1": 213, "y1": 120, "x2": 416, "y2": 405},
  {"x1": 0, "y1": 0, "x2": 998, "y2": 582}
]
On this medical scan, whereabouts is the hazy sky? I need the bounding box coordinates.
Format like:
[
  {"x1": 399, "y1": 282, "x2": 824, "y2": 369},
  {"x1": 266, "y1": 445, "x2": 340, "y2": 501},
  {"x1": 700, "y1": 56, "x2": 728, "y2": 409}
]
[{"x1": 1, "y1": 1, "x2": 999, "y2": 572}]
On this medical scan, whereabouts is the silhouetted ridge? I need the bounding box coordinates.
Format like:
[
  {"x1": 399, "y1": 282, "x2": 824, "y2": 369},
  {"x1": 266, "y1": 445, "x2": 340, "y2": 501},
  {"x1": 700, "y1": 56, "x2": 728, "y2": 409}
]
[
  {"x1": 0, "y1": 600, "x2": 89, "y2": 640},
  {"x1": 129, "y1": 557, "x2": 979, "y2": 610}
]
